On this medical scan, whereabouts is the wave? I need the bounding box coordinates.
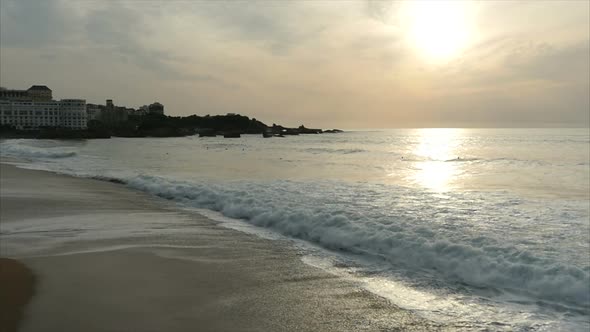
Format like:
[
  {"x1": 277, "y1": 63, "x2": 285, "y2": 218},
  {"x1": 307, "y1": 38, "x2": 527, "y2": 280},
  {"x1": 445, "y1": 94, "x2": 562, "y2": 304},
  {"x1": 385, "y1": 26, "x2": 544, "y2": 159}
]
[
  {"x1": 303, "y1": 147, "x2": 367, "y2": 154},
  {"x1": 123, "y1": 175, "x2": 590, "y2": 310},
  {"x1": 399, "y1": 156, "x2": 558, "y2": 167},
  {"x1": 444, "y1": 157, "x2": 479, "y2": 162},
  {"x1": 90, "y1": 176, "x2": 127, "y2": 185},
  {"x1": 0, "y1": 140, "x2": 78, "y2": 159}
]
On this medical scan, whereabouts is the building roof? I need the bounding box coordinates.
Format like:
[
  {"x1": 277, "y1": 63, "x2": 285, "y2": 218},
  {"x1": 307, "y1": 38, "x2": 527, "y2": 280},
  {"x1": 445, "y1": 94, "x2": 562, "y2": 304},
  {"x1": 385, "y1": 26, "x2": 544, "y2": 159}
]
[{"x1": 28, "y1": 85, "x2": 52, "y2": 91}]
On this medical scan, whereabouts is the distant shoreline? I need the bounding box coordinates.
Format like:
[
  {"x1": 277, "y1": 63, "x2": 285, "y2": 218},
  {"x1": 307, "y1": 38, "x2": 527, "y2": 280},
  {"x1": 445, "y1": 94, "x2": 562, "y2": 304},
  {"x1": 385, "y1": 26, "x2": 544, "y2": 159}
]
[
  {"x1": 0, "y1": 129, "x2": 344, "y2": 140},
  {"x1": 1, "y1": 113, "x2": 343, "y2": 139}
]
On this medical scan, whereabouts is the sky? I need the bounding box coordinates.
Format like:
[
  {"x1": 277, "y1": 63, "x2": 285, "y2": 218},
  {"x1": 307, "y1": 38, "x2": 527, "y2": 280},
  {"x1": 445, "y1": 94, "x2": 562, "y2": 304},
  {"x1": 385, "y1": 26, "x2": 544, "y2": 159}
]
[{"x1": 1, "y1": 0, "x2": 588, "y2": 128}]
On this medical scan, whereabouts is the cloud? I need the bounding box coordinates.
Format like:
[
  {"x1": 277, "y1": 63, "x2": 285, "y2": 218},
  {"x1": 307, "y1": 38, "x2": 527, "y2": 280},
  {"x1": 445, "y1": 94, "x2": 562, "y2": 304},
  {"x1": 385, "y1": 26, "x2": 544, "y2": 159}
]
[
  {"x1": 365, "y1": 0, "x2": 401, "y2": 25},
  {"x1": 427, "y1": 37, "x2": 589, "y2": 94},
  {"x1": 178, "y1": 1, "x2": 334, "y2": 55},
  {"x1": 1, "y1": 0, "x2": 588, "y2": 127},
  {"x1": 505, "y1": 41, "x2": 590, "y2": 84},
  {"x1": 1, "y1": 0, "x2": 220, "y2": 83},
  {"x1": 83, "y1": 2, "x2": 224, "y2": 82},
  {"x1": 0, "y1": 0, "x2": 76, "y2": 47}
]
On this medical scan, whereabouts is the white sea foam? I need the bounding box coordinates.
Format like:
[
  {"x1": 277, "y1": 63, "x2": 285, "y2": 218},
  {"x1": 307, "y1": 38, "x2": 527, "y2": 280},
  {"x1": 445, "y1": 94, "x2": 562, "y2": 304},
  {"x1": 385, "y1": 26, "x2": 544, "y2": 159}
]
[
  {"x1": 0, "y1": 139, "x2": 78, "y2": 159},
  {"x1": 124, "y1": 175, "x2": 590, "y2": 311},
  {"x1": 1, "y1": 129, "x2": 588, "y2": 330}
]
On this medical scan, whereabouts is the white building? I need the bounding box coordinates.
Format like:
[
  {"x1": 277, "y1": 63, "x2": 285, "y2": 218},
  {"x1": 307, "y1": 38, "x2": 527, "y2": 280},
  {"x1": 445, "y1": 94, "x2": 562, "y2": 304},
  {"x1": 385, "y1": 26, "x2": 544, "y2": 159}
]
[
  {"x1": 0, "y1": 99, "x2": 87, "y2": 130},
  {"x1": 59, "y1": 99, "x2": 87, "y2": 129}
]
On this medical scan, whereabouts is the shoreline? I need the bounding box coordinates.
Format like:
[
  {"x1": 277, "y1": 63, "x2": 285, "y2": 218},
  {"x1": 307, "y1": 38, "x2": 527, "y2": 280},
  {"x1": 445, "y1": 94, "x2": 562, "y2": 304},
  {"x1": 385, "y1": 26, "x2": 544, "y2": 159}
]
[{"x1": 0, "y1": 163, "x2": 445, "y2": 331}]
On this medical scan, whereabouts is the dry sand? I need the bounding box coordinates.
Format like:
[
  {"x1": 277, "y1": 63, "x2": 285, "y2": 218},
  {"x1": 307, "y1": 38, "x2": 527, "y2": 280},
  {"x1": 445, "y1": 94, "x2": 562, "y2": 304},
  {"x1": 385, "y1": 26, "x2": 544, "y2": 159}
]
[{"x1": 0, "y1": 163, "x2": 447, "y2": 331}]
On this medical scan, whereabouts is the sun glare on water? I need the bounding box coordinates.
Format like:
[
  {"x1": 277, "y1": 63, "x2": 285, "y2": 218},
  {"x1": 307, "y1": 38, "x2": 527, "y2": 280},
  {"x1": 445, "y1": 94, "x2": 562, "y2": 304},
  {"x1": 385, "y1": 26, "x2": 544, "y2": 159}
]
[
  {"x1": 413, "y1": 128, "x2": 464, "y2": 191},
  {"x1": 405, "y1": 0, "x2": 474, "y2": 61}
]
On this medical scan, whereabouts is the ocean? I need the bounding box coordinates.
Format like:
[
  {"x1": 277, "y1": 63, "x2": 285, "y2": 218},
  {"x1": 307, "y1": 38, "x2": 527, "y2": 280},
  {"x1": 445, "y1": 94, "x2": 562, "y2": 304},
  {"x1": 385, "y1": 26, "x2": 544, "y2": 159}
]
[{"x1": 1, "y1": 128, "x2": 589, "y2": 331}]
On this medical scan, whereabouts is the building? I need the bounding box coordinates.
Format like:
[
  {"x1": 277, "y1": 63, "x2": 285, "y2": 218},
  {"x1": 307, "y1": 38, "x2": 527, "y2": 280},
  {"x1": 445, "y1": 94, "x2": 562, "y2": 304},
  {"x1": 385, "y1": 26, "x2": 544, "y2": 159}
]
[
  {"x1": 27, "y1": 85, "x2": 53, "y2": 101},
  {"x1": 88, "y1": 100, "x2": 134, "y2": 125},
  {"x1": 129, "y1": 103, "x2": 163, "y2": 116},
  {"x1": 0, "y1": 85, "x2": 53, "y2": 101},
  {"x1": 0, "y1": 99, "x2": 87, "y2": 130},
  {"x1": 86, "y1": 103, "x2": 102, "y2": 121},
  {"x1": 0, "y1": 85, "x2": 86, "y2": 130},
  {"x1": 58, "y1": 99, "x2": 87, "y2": 129},
  {"x1": 132, "y1": 105, "x2": 150, "y2": 116},
  {"x1": 0, "y1": 87, "x2": 29, "y2": 100},
  {"x1": 96, "y1": 99, "x2": 128, "y2": 126}
]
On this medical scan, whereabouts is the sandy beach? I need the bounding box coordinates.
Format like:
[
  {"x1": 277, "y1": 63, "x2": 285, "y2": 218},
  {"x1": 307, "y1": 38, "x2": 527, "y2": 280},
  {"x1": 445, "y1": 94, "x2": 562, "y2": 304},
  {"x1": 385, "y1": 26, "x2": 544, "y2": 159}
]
[
  {"x1": 0, "y1": 258, "x2": 35, "y2": 332},
  {"x1": 0, "y1": 163, "x2": 444, "y2": 331}
]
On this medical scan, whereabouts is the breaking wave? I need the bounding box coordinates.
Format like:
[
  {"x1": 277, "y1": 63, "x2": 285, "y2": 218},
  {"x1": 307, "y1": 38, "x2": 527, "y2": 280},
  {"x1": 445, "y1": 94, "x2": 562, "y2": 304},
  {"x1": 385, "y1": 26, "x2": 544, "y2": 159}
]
[
  {"x1": 0, "y1": 140, "x2": 78, "y2": 159},
  {"x1": 124, "y1": 174, "x2": 590, "y2": 311}
]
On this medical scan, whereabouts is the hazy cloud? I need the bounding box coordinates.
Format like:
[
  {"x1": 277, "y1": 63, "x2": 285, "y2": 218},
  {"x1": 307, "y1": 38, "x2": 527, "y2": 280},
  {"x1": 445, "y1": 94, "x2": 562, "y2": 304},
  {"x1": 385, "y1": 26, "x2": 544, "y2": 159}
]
[
  {"x1": 1, "y1": 0, "x2": 218, "y2": 82},
  {"x1": 0, "y1": 0, "x2": 76, "y2": 47},
  {"x1": 365, "y1": 0, "x2": 400, "y2": 25},
  {"x1": 1, "y1": 0, "x2": 588, "y2": 127}
]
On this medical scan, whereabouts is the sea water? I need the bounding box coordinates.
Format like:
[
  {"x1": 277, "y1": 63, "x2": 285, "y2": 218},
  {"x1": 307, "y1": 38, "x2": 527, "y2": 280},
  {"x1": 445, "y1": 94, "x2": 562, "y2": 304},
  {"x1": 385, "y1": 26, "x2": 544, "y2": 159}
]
[{"x1": 1, "y1": 128, "x2": 589, "y2": 331}]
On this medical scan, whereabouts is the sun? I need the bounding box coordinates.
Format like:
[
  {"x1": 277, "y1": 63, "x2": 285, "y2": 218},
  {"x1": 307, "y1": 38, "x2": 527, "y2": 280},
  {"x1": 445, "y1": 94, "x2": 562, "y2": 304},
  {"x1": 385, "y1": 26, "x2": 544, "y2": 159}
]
[{"x1": 405, "y1": 0, "x2": 473, "y2": 60}]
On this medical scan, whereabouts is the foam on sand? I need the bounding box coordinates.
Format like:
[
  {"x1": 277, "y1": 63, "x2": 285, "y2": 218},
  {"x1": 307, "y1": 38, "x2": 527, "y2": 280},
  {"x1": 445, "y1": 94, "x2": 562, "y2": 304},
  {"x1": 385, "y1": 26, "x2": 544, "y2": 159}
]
[{"x1": 126, "y1": 175, "x2": 590, "y2": 310}]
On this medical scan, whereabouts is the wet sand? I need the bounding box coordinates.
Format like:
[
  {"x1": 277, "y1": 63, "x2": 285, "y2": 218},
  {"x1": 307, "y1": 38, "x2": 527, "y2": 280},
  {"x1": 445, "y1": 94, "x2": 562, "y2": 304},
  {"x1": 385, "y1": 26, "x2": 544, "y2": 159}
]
[
  {"x1": 0, "y1": 163, "x2": 444, "y2": 331},
  {"x1": 0, "y1": 258, "x2": 35, "y2": 332}
]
